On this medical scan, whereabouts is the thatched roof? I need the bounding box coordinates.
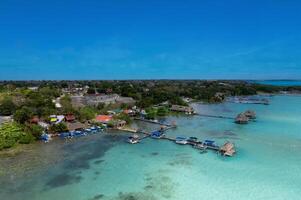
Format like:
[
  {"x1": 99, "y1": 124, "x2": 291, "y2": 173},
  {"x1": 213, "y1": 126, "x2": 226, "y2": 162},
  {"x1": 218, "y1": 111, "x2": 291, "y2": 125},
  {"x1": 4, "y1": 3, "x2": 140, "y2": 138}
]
[
  {"x1": 243, "y1": 110, "x2": 256, "y2": 119},
  {"x1": 170, "y1": 105, "x2": 194, "y2": 113},
  {"x1": 220, "y1": 142, "x2": 236, "y2": 156},
  {"x1": 67, "y1": 122, "x2": 87, "y2": 131},
  {"x1": 235, "y1": 113, "x2": 249, "y2": 124}
]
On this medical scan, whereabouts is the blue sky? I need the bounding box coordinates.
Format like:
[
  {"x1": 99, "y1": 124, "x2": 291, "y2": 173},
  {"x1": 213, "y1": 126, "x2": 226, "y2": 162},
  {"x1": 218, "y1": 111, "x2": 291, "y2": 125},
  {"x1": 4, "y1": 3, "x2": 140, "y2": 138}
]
[{"x1": 0, "y1": 0, "x2": 301, "y2": 80}]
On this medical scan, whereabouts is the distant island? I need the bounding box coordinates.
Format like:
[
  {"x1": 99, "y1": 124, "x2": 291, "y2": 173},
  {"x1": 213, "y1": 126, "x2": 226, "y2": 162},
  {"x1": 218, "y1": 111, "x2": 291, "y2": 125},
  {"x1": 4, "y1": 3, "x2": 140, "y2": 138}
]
[{"x1": 0, "y1": 80, "x2": 300, "y2": 151}]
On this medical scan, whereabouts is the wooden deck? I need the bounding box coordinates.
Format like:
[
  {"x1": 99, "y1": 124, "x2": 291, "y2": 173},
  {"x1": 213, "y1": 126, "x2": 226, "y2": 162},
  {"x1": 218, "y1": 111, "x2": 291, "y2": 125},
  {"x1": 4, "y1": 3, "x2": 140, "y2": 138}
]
[
  {"x1": 194, "y1": 113, "x2": 235, "y2": 120},
  {"x1": 131, "y1": 118, "x2": 235, "y2": 157},
  {"x1": 134, "y1": 118, "x2": 173, "y2": 126}
]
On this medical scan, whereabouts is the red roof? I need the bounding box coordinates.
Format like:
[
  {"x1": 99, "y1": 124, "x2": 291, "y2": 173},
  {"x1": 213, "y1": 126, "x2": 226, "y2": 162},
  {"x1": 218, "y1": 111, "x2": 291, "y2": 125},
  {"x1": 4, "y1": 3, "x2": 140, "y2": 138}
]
[
  {"x1": 65, "y1": 114, "x2": 75, "y2": 121},
  {"x1": 95, "y1": 115, "x2": 112, "y2": 123},
  {"x1": 30, "y1": 116, "x2": 39, "y2": 124}
]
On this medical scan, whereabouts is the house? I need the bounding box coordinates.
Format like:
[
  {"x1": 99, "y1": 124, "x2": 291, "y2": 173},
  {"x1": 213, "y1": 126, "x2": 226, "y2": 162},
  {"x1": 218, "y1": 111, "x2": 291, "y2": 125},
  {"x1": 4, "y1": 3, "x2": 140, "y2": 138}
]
[
  {"x1": 123, "y1": 109, "x2": 135, "y2": 116},
  {"x1": 170, "y1": 105, "x2": 195, "y2": 115},
  {"x1": 116, "y1": 97, "x2": 136, "y2": 105},
  {"x1": 95, "y1": 115, "x2": 113, "y2": 124},
  {"x1": 108, "y1": 109, "x2": 122, "y2": 115},
  {"x1": 85, "y1": 94, "x2": 119, "y2": 106},
  {"x1": 65, "y1": 114, "x2": 76, "y2": 122},
  {"x1": 115, "y1": 120, "x2": 126, "y2": 128},
  {"x1": 30, "y1": 116, "x2": 39, "y2": 124},
  {"x1": 214, "y1": 92, "x2": 225, "y2": 102},
  {"x1": 70, "y1": 94, "x2": 136, "y2": 108},
  {"x1": 235, "y1": 113, "x2": 249, "y2": 124},
  {"x1": 70, "y1": 95, "x2": 85, "y2": 108},
  {"x1": 66, "y1": 122, "x2": 86, "y2": 131},
  {"x1": 243, "y1": 110, "x2": 256, "y2": 119}
]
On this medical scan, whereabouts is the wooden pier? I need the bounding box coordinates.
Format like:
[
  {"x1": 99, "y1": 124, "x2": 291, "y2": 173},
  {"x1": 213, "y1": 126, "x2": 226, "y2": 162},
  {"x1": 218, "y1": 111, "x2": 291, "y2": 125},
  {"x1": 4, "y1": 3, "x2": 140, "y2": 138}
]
[
  {"x1": 134, "y1": 118, "x2": 173, "y2": 126},
  {"x1": 194, "y1": 113, "x2": 235, "y2": 120},
  {"x1": 130, "y1": 117, "x2": 235, "y2": 157},
  {"x1": 133, "y1": 127, "x2": 234, "y2": 156},
  {"x1": 227, "y1": 97, "x2": 269, "y2": 105}
]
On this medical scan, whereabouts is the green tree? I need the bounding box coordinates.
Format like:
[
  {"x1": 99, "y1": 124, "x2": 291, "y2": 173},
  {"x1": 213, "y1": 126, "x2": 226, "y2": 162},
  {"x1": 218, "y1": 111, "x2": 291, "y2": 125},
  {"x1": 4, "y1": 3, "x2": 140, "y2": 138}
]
[
  {"x1": 0, "y1": 97, "x2": 16, "y2": 116},
  {"x1": 14, "y1": 107, "x2": 33, "y2": 124},
  {"x1": 49, "y1": 123, "x2": 68, "y2": 133},
  {"x1": 78, "y1": 106, "x2": 97, "y2": 121},
  {"x1": 113, "y1": 113, "x2": 132, "y2": 124},
  {"x1": 157, "y1": 107, "x2": 168, "y2": 116}
]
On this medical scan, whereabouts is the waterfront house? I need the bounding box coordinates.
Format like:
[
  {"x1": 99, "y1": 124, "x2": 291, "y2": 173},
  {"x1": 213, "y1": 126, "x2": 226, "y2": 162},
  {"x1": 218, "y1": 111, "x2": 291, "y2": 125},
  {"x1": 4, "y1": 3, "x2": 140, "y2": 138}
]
[
  {"x1": 220, "y1": 142, "x2": 236, "y2": 156},
  {"x1": 235, "y1": 113, "x2": 249, "y2": 124},
  {"x1": 115, "y1": 120, "x2": 126, "y2": 128},
  {"x1": 170, "y1": 105, "x2": 195, "y2": 115},
  {"x1": 66, "y1": 122, "x2": 86, "y2": 131},
  {"x1": 244, "y1": 110, "x2": 256, "y2": 119},
  {"x1": 30, "y1": 116, "x2": 39, "y2": 124},
  {"x1": 123, "y1": 109, "x2": 135, "y2": 116},
  {"x1": 95, "y1": 115, "x2": 113, "y2": 124},
  {"x1": 65, "y1": 114, "x2": 76, "y2": 122}
]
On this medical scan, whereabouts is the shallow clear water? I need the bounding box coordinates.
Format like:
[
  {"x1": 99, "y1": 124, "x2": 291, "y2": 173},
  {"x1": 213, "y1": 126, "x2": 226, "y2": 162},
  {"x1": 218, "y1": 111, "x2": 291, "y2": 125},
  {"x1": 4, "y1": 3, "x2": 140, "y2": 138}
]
[{"x1": 1, "y1": 95, "x2": 301, "y2": 200}]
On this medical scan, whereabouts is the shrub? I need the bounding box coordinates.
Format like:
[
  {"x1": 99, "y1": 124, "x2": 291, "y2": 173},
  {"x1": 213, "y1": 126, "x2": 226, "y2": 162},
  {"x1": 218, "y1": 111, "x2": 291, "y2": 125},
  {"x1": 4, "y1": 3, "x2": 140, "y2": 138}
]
[{"x1": 19, "y1": 133, "x2": 35, "y2": 144}]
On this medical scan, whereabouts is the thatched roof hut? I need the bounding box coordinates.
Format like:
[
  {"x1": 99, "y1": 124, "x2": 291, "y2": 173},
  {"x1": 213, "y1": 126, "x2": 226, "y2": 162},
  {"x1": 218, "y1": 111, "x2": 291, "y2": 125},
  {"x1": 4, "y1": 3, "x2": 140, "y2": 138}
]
[
  {"x1": 235, "y1": 113, "x2": 249, "y2": 124},
  {"x1": 243, "y1": 110, "x2": 256, "y2": 119},
  {"x1": 170, "y1": 105, "x2": 194, "y2": 114},
  {"x1": 220, "y1": 142, "x2": 236, "y2": 156}
]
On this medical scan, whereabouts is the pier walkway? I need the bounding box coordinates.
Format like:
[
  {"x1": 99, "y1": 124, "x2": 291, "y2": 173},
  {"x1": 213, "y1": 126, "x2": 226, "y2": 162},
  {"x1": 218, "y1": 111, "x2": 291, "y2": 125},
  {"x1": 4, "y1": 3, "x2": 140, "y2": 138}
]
[
  {"x1": 194, "y1": 113, "x2": 235, "y2": 120},
  {"x1": 134, "y1": 118, "x2": 173, "y2": 126}
]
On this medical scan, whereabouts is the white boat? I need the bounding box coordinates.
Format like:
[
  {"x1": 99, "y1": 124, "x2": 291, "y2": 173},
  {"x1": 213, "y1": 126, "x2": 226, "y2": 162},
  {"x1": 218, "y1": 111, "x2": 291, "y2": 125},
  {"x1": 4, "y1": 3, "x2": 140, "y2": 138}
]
[{"x1": 175, "y1": 137, "x2": 188, "y2": 145}]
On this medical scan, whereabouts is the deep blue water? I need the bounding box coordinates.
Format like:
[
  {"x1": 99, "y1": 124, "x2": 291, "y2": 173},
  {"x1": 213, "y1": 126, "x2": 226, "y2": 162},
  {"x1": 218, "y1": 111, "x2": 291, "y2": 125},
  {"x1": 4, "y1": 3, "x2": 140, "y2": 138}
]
[{"x1": 255, "y1": 80, "x2": 301, "y2": 86}]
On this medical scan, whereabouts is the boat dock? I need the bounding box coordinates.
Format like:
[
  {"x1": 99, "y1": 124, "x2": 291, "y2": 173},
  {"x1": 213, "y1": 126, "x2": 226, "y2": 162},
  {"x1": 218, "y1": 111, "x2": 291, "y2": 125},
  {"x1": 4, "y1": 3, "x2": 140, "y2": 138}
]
[
  {"x1": 134, "y1": 118, "x2": 173, "y2": 126},
  {"x1": 227, "y1": 97, "x2": 269, "y2": 105},
  {"x1": 132, "y1": 126, "x2": 235, "y2": 156},
  {"x1": 194, "y1": 113, "x2": 235, "y2": 120}
]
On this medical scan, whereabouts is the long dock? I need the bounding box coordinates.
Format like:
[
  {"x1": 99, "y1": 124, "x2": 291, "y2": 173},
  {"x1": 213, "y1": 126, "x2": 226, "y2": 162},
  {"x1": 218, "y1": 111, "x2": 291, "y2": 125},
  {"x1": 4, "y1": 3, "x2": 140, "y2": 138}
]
[
  {"x1": 134, "y1": 118, "x2": 172, "y2": 126},
  {"x1": 131, "y1": 119, "x2": 235, "y2": 156},
  {"x1": 134, "y1": 127, "x2": 229, "y2": 155},
  {"x1": 227, "y1": 97, "x2": 269, "y2": 105},
  {"x1": 194, "y1": 113, "x2": 234, "y2": 120}
]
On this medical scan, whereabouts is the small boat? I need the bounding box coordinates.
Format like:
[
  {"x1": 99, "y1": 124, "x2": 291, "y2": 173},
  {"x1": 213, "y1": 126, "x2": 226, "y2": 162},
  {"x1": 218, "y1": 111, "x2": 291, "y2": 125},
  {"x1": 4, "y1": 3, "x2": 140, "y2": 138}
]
[
  {"x1": 186, "y1": 136, "x2": 198, "y2": 143},
  {"x1": 151, "y1": 130, "x2": 164, "y2": 139},
  {"x1": 40, "y1": 133, "x2": 52, "y2": 143},
  {"x1": 74, "y1": 130, "x2": 86, "y2": 137},
  {"x1": 127, "y1": 135, "x2": 140, "y2": 144},
  {"x1": 85, "y1": 128, "x2": 92, "y2": 133},
  {"x1": 203, "y1": 140, "x2": 219, "y2": 148},
  {"x1": 175, "y1": 137, "x2": 188, "y2": 145},
  {"x1": 59, "y1": 132, "x2": 73, "y2": 138},
  {"x1": 193, "y1": 143, "x2": 206, "y2": 150}
]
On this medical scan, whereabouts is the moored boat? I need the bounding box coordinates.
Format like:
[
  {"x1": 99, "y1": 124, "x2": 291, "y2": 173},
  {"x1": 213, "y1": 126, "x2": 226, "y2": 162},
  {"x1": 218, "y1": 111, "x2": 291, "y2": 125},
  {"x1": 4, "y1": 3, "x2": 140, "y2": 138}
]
[
  {"x1": 175, "y1": 136, "x2": 188, "y2": 145},
  {"x1": 127, "y1": 134, "x2": 140, "y2": 144}
]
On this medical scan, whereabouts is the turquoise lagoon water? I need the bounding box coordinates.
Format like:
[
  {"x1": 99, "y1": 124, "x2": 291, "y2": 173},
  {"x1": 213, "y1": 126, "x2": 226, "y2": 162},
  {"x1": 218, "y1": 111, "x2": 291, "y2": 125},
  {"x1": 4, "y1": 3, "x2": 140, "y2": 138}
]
[{"x1": 1, "y1": 95, "x2": 301, "y2": 200}]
